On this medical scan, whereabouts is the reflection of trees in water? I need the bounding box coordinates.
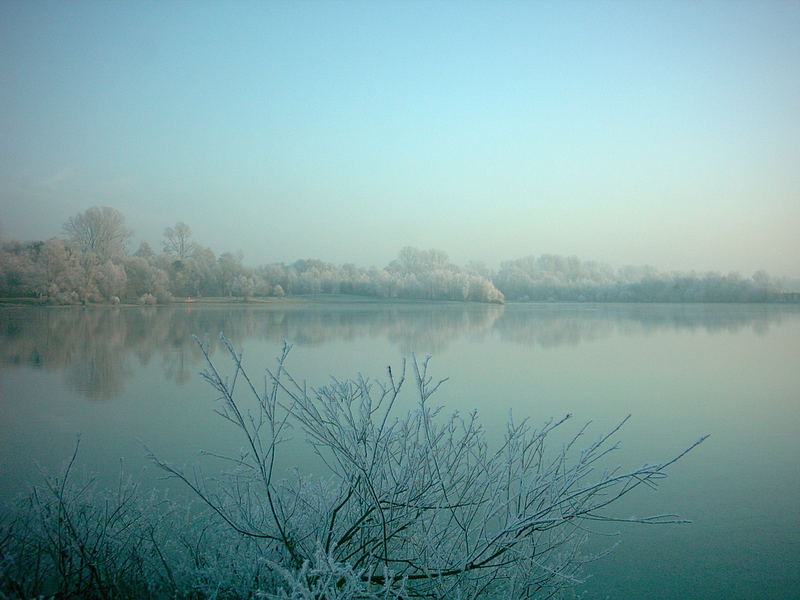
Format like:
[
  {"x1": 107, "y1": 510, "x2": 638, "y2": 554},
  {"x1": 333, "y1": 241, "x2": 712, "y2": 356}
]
[
  {"x1": 0, "y1": 304, "x2": 504, "y2": 400},
  {"x1": 2, "y1": 308, "x2": 132, "y2": 400},
  {"x1": 494, "y1": 303, "x2": 799, "y2": 348},
  {"x1": 0, "y1": 307, "x2": 221, "y2": 399},
  {"x1": 1, "y1": 303, "x2": 797, "y2": 400},
  {"x1": 381, "y1": 304, "x2": 502, "y2": 354}
]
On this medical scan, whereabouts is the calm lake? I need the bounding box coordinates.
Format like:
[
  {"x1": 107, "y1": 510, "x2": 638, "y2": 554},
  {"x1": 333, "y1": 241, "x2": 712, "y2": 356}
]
[{"x1": 1, "y1": 301, "x2": 798, "y2": 599}]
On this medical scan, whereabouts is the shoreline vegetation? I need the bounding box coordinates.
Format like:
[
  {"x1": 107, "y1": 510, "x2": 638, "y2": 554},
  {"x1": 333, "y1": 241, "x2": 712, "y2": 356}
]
[{"x1": 1, "y1": 206, "x2": 794, "y2": 306}]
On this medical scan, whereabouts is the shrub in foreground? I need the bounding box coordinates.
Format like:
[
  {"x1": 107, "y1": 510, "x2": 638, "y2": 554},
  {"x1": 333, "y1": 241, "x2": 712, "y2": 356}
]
[{"x1": 151, "y1": 337, "x2": 707, "y2": 599}]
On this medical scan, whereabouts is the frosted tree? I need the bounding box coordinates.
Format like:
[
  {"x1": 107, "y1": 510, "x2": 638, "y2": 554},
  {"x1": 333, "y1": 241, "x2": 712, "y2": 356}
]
[
  {"x1": 63, "y1": 206, "x2": 132, "y2": 260},
  {"x1": 150, "y1": 337, "x2": 707, "y2": 600},
  {"x1": 162, "y1": 222, "x2": 196, "y2": 261}
]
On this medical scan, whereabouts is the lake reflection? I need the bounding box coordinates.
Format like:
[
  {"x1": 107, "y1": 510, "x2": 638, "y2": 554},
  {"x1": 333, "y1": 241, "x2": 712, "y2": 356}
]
[{"x1": 0, "y1": 302, "x2": 792, "y2": 400}]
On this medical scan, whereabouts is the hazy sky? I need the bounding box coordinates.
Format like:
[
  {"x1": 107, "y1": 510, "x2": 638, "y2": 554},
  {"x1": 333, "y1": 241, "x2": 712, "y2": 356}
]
[{"x1": 1, "y1": 1, "x2": 798, "y2": 275}]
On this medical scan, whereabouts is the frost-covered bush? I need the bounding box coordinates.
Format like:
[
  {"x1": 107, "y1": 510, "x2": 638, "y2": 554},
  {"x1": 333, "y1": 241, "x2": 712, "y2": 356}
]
[
  {"x1": 0, "y1": 442, "x2": 176, "y2": 599},
  {"x1": 138, "y1": 292, "x2": 157, "y2": 305},
  {"x1": 147, "y1": 337, "x2": 706, "y2": 600},
  {"x1": 263, "y1": 545, "x2": 407, "y2": 600},
  {"x1": 0, "y1": 444, "x2": 286, "y2": 599}
]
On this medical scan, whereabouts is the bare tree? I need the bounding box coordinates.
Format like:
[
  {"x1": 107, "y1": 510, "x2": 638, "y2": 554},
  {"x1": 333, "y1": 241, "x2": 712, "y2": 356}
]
[
  {"x1": 150, "y1": 337, "x2": 707, "y2": 600},
  {"x1": 62, "y1": 206, "x2": 131, "y2": 260},
  {"x1": 162, "y1": 222, "x2": 195, "y2": 261}
]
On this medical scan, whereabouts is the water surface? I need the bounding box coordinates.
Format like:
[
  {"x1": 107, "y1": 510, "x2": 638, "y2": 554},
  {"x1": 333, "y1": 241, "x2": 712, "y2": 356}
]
[{"x1": 1, "y1": 302, "x2": 798, "y2": 599}]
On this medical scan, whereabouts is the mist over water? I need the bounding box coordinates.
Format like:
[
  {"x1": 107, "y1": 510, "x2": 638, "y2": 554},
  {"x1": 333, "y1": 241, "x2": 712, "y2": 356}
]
[{"x1": 1, "y1": 302, "x2": 798, "y2": 599}]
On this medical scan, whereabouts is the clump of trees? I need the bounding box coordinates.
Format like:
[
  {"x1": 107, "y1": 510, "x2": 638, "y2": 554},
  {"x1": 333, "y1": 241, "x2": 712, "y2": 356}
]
[
  {"x1": 0, "y1": 339, "x2": 707, "y2": 599},
  {"x1": 0, "y1": 207, "x2": 165, "y2": 305},
  {"x1": 0, "y1": 207, "x2": 504, "y2": 305}
]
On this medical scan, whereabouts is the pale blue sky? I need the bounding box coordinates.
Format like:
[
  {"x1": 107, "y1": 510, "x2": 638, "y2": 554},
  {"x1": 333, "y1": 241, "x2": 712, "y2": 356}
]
[{"x1": 1, "y1": 1, "x2": 798, "y2": 275}]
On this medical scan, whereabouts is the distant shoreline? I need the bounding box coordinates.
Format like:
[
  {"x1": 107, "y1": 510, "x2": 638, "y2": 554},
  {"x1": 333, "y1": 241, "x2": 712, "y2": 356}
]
[{"x1": 1, "y1": 293, "x2": 798, "y2": 308}]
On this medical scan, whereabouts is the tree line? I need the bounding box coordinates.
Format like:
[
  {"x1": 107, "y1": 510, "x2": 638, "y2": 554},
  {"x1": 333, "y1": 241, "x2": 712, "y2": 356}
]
[
  {"x1": 0, "y1": 207, "x2": 505, "y2": 304},
  {"x1": 0, "y1": 206, "x2": 789, "y2": 304},
  {"x1": 494, "y1": 254, "x2": 787, "y2": 303}
]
